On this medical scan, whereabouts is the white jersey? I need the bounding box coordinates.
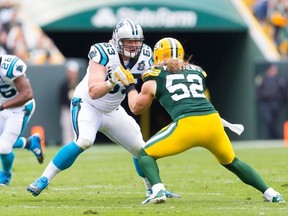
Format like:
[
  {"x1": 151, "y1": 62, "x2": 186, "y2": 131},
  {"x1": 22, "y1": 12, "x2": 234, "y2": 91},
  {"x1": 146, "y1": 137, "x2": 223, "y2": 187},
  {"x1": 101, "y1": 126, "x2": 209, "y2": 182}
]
[
  {"x1": 0, "y1": 54, "x2": 28, "y2": 104},
  {"x1": 74, "y1": 42, "x2": 153, "y2": 112},
  {"x1": 0, "y1": 55, "x2": 35, "y2": 154}
]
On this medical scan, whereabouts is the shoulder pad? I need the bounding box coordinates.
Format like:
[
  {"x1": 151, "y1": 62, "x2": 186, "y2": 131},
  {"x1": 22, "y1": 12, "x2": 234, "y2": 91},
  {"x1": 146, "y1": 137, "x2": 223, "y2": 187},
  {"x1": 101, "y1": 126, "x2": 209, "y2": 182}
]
[
  {"x1": 88, "y1": 42, "x2": 116, "y2": 66},
  {"x1": 202, "y1": 70, "x2": 207, "y2": 77},
  {"x1": 142, "y1": 66, "x2": 161, "y2": 80}
]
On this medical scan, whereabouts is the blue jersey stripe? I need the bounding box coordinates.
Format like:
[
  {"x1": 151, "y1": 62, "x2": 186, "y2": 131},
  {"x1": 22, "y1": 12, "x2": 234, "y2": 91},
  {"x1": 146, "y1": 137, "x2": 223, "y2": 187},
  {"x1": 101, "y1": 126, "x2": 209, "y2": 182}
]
[
  {"x1": 20, "y1": 101, "x2": 34, "y2": 136},
  {"x1": 95, "y1": 44, "x2": 109, "y2": 66},
  {"x1": 6, "y1": 56, "x2": 19, "y2": 78},
  {"x1": 149, "y1": 57, "x2": 153, "y2": 66},
  {"x1": 71, "y1": 97, "x2": 81, "y2": 139}
]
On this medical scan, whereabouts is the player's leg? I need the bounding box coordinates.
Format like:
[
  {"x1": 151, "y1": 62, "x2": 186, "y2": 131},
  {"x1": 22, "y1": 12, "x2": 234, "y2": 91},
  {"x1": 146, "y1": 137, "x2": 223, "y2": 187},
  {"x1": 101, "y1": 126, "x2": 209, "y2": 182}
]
[
  {"x1": 138, "y1": 149, "x2": 166, "y2": 204},
  {"x1": 133, "y1": 156, "x2": 180, "y2": 198},
  {"x1": 51, "y1": 99, "x2": 97, "y2": 172},
  {"x1": 101, "y1": 107, "x2": 153, "y2": 193},
  {"x1": 139, "y1": 120, "x2": 193, "y2": 204},
  {"x1": 27, "y1": 98, "x2": 98, "y2": 196},
  {"x1": 207, "y1": 114, "x2": 284, "y2": 202},
  {"x1": 12, "y1": 100, "x2": 44, "y2": 163},
  {"x1": 102, "y1": 106, "x2": 180, "y2": 200},
  {"x1": 222, "y1": 157, "x2": 284, "y2": 202},
  {"x1": 0, "y1": 129, "x2": 14, "y2": 187},
  {"x1": 13, "y1": 135, "x2": 43, "y2": 164},
  {"x1": 132, "y1": 156, "x2": 153, "y2": 196},
  {"x1": 0, "y1": 109, "x2": 22, "y2": 186}
]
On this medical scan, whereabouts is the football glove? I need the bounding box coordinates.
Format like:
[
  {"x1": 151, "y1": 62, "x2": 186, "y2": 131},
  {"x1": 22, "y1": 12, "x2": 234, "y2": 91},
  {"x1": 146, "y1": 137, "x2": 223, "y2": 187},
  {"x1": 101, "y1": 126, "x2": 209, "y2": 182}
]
[
  {"x1": 106, "y1": 66, "x2": 118, "y2": 88},
  {"x1": 114, "y1": 65, "x2": 135, "y2": 86}
]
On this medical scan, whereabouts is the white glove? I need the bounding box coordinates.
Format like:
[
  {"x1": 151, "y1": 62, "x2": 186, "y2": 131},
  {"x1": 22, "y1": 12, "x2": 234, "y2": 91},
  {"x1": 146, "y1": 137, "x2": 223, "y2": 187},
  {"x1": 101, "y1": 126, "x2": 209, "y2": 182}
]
[{"x1": 106, "y1": 67, "x2": 118, "y2": 88}]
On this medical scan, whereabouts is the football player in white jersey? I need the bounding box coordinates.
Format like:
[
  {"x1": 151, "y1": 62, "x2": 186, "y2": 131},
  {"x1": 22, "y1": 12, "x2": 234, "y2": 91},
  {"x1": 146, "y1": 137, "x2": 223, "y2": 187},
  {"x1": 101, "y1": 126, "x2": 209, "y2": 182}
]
[
  {"x1": 0, "y1": 54, "x2": 44, "y2": 186},
  {"x1": 27, "y1": 19, "x2": 180, "y2": 199}
]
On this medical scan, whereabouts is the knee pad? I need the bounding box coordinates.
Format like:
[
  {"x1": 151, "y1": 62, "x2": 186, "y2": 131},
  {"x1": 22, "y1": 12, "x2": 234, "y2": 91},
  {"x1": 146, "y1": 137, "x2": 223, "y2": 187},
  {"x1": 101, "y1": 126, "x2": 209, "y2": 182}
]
[{"x1": 75, "y1": 137, "x2": 93, "y2": 150}]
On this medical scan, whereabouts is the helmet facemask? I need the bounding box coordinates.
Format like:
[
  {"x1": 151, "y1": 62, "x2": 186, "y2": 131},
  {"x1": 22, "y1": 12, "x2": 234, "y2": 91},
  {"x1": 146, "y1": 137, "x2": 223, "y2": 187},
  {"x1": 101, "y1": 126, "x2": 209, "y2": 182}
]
[
  {"x1": 118, "y1": 38, "x2": 144, "y2": 58},
  {"x1": 112, "y1": 19, "x2": 144, "y2": 58}
]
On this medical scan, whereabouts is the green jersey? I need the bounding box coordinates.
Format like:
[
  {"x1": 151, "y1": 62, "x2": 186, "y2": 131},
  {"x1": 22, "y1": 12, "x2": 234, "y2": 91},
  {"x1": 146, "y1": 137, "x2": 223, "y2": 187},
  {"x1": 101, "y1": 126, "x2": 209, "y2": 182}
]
[{"x1": 143, "y1": 65, "x2": 217, "y2": 121}]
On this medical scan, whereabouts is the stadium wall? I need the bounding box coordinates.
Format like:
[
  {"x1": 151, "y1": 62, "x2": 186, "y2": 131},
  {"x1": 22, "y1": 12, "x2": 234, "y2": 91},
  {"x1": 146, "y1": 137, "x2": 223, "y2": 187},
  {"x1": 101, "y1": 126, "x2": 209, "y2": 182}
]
[{"x1": 20, "y1": 0, "x2": 285, "y2": 143}]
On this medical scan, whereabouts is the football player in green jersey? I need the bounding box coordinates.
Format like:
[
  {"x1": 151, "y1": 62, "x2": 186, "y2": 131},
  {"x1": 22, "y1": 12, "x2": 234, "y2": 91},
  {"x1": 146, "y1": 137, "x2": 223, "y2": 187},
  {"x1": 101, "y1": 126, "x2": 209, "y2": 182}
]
[{"x1": 114, "y1": 37, "x2": 285, "y2": 204}]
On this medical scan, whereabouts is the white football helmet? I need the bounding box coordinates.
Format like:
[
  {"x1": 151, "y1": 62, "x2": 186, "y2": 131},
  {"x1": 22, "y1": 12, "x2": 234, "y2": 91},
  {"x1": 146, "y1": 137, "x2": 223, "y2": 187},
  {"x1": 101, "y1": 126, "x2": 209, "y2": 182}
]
[{"x1": 112, "y1": 19, "x2": 144, "y2": 58}]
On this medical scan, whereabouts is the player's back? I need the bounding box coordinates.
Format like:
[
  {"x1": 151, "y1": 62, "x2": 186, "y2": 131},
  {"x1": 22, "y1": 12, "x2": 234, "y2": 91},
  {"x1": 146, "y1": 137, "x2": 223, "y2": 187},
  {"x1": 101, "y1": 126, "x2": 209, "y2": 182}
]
[{"x1": 145, "y1": 64, "x2": 217, "y2": 120}]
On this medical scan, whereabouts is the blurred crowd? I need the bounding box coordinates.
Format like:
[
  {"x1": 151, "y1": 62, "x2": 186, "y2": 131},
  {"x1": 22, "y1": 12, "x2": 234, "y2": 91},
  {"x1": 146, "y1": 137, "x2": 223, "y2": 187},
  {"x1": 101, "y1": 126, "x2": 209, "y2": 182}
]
[
  {"x1": 252, "y1": 0, "x2": 288, "y2": 57},
  {"x1": 2, "y1": 0, "x2": 288, "y2": 61},
  {"x1": 0, "y1": 0, "x2": 64, "y2": 64}
]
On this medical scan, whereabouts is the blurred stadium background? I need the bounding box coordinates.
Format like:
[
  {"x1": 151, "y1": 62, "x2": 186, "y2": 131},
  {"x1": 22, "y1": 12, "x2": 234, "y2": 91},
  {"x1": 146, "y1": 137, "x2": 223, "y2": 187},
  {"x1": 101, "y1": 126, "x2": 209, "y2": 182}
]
[{"x1": 1, "y1": 0, "x2": 288, "y2": 145}]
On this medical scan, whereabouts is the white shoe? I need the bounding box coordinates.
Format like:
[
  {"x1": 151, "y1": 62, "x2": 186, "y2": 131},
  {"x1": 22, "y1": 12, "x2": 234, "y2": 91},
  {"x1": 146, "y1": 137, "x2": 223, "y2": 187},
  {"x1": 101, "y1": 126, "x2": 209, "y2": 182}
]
[
  {"x1": 264, "y1": 188, "x2": 285, "y2": 203},
  {"x1": 146, "y1": 189, "x2": 181, "y2": 198},
  {"x1": 142, "y1": 189, "x2": 166, "y2": 204}
]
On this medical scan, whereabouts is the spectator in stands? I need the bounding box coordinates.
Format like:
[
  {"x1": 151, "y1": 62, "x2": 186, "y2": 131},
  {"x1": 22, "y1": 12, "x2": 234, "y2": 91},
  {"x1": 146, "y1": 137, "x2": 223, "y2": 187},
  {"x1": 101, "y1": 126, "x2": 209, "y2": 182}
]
[
  {"x1": 255, "y1": 63, "x2": 286, "y2": 139},
  {"x1": 29, "y1": 31, "x2": 65, "y2": 64},
  {"x1": 0, "y1": 0, "x2": 18, "y2": 33},
  {"x1": 283, "y1": 73, "x2": 288, "y2": 113},
  {"x1": 1, "y1": 0, "x2": 65, "y2": 64},
  {"x1": 0, "y1": 44, "x2": 7, "y2": 55},
  {"x1": 253, "y1": 0, "x2": 269, "y2": 25},
  {"x1": 59, "y1": 61, "x2": 80, "y2": 145},
  {"x1": 268, "y1": 0, "x2": 288, "y2": 51},
  {"x1": 6, "y1": 22, "x2": 30, "y2": 61},
  {"x1": 0, "y1": 30, "x2": 12, "y2": 54}
]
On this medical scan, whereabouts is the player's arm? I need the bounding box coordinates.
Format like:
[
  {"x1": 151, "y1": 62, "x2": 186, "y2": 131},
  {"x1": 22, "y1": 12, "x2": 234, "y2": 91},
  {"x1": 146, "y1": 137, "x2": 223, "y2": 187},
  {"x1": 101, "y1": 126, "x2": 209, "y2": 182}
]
[
  {"x1": 127, "y1": 80, "x2": 156, "y2": 115},
  {"x1": 88, "y1": 60, "x2": 116, "y2": 99},
  {"x1": 1, "y1": 75, "x2": 33, "y2": 109}
]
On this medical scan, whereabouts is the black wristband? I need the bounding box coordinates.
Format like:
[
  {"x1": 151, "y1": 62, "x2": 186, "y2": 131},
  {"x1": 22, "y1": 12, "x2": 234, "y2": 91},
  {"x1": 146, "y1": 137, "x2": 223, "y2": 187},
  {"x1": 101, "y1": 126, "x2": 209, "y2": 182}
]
[
  {"x1": 0, "y1": 105, "x2": 4, "y2": 111},
  {"x1": 126, "y1": 84, "x2": 136, "y2": 93}
]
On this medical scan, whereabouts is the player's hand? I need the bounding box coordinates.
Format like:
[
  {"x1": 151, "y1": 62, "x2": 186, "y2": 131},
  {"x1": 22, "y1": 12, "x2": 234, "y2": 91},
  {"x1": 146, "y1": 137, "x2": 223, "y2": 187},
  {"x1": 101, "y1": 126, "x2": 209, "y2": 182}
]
[
  {"x1": 115, "y1": 65, "x2": 135, "y2": 87},
  {"x1": 106, "y1": 67, "x2": 118, "y2": 88}
]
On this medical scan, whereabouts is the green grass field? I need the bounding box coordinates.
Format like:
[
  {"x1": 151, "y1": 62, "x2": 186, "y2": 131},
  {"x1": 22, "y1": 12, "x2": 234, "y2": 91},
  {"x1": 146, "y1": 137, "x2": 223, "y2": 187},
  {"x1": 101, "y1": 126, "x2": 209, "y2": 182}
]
[{"x1": 0, "y1": 141, "x2": 287, "y2": 216}]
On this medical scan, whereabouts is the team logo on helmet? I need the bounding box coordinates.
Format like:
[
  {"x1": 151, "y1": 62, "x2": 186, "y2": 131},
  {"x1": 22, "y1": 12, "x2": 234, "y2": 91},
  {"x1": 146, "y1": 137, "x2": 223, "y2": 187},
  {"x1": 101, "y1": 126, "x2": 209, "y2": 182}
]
[{"x1": 154, "y1": 42, "x2": 160, "y2": 51}]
